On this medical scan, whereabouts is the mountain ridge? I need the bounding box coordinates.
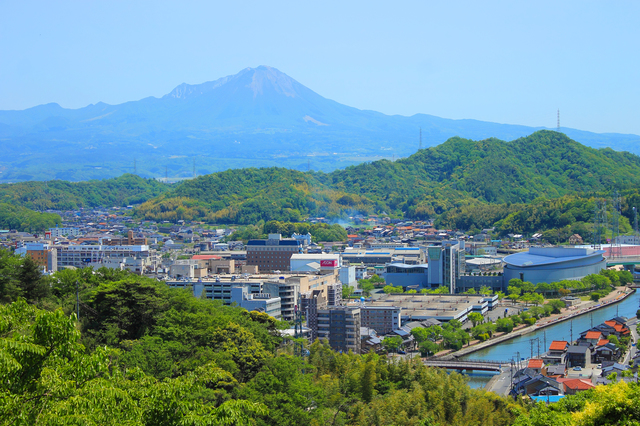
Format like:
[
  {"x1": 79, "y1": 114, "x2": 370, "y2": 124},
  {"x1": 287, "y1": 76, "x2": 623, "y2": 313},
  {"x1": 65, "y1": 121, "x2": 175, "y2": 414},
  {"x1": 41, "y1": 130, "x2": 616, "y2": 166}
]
[{"x1": 0, "y1": 66, "x2": 639, "y2": 182}]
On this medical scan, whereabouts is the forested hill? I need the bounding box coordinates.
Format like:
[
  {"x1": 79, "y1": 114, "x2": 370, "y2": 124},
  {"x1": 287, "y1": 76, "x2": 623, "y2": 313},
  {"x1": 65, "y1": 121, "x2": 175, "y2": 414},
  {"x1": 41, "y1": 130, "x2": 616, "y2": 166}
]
[
  {"x1": 0, "y1": 174, "x2": 170, "y2": 210},
  {"x1": 3, "y1": 131, "x2": 640, "y2": 229},
  {"x1": 135, "y1": 130, "x2": 640, "y2": 223}
]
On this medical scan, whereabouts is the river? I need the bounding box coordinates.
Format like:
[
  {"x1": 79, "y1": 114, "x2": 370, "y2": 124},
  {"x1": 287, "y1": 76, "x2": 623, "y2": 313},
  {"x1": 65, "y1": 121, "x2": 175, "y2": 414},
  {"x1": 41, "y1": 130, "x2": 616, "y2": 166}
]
[{"x1": 462, "y1": 289, "x2": 640, "y2": 388}]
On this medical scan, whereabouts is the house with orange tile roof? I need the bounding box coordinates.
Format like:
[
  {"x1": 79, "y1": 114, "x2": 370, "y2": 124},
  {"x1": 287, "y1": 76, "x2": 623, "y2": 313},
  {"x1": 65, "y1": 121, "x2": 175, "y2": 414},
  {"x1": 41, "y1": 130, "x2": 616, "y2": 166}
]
[
  {"x1": 582, "y1": 330, "x2": 603, "y2": 345},
  {"x1": 557, "y1": 378, "x2": 595, "y2": 395},
  {"x1": 543, "y1": 340, "x2": 569, "y2": 364},
  {"x1": 527, "y1": 359, "x2": 544, "y2": 374},
  {"x1": 604, "y1": 320, "x2": 630, "y2": 336}
]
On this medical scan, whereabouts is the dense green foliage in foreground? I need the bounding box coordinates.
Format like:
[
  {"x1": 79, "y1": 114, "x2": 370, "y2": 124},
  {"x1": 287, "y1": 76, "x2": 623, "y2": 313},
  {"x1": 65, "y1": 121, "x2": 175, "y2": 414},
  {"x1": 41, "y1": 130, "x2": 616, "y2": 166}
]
[
  {"x1": 0, "y1": 203, "x2": 61, "y2": 231},
  {"x1": 0, "y1": 249, "x2": 523, "y2": 425},
  {"x1": 0, "y1": 174, "x2": 169, "y2": 210},
  {"x1": 2, "y1": 249, "x2": 640, "y2": 424}
]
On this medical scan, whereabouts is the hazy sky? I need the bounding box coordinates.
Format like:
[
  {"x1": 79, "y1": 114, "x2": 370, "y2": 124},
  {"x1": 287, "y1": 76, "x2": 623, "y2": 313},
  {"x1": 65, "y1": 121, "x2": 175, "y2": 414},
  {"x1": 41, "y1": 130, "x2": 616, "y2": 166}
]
[{"x1": 1, "y1": 1, "x2": 639, "y2": 134}]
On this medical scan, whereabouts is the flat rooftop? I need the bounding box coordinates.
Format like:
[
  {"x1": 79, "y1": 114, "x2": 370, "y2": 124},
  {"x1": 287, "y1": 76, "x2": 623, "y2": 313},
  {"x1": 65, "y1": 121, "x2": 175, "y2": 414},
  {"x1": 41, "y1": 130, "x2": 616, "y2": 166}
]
[{"x1": 365, "y1": 293, "x2": 488, "y2": 322}]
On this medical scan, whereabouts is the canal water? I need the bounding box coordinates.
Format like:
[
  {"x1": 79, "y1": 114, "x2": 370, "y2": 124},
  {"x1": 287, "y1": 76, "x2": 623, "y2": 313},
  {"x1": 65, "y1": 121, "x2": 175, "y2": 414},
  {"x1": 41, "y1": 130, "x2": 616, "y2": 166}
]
[{"x1": 462, "y1": 289, "x2": 640, "y2": 389}]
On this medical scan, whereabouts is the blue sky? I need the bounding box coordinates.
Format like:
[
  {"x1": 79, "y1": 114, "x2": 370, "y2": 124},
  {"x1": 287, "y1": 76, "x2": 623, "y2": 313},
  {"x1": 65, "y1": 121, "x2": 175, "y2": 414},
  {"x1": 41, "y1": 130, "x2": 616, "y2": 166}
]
[{"x1": 1, "y1": 0, "x2": 639, "y2": 134}]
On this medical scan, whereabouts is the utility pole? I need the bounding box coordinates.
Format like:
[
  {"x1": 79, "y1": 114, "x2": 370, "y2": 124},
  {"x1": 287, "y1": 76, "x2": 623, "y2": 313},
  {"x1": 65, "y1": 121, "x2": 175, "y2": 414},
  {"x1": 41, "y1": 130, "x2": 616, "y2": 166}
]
[
  {"x1": 530, "y1": 339, "x2": 534, "y2": 359},
  {"x1": 570, "y1": 320, "x2": 573, "y2": 344},
  {"x1": 76, "y1": 280, "x2": 80, "y2": 321},
  {"x1": 537, "y1": 338, "x2": 540, "y2": 358},
  {"x1": 544, "y1": 331, "x2": 547, "y2": 353}
]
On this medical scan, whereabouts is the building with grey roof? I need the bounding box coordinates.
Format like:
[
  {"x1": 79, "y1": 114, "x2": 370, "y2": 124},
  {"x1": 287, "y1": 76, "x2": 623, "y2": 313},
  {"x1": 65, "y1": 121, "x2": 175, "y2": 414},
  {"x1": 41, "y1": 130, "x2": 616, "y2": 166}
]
[{"x1": 503, "y1": 247, "x2": 606, "y2": 285}]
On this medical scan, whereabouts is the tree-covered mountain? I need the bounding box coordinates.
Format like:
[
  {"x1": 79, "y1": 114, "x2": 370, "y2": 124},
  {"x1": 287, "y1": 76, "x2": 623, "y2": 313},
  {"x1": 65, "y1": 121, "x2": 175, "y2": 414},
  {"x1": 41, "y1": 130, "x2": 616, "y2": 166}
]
[
  {"x1": 0, "y1": 66, "x2": 639, "y2": 182},
  {"x1": 0, "y1": 174, "x2": 169, "y2": 210},
  {"x1": 4, "y1": 131, "x2": 640, "y2": 237},
  {"x1": 135, "y1": 131, "x2": 640, "y2": 226},
  {"x1": 0, "y1": 203, "x2": 61, "y2": 232}
]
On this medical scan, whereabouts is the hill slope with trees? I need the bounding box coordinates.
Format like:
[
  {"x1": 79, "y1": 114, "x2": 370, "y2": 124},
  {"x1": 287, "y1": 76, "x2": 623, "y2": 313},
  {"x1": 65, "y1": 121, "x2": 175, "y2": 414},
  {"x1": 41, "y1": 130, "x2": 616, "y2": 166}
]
[
  {"x1": 0, "y1": 174, "x2": 170, "y2": 210},
  {"x1": 4, "y1": 131, "x2": 640, "y2": 237},
  {"x1": 135, "y1": 131, "x2": 640, "y2": 226}
]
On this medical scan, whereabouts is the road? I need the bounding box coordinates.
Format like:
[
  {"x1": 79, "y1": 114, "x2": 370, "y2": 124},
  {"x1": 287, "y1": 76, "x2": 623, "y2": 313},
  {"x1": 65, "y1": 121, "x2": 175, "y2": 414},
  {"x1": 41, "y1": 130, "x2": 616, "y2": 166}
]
[
  {"x1": 624, "y1": 317, "x2": 638, "y2": 365},
  {"x1": 486, "y1": 366, "x2": 514, "y2": 396}
]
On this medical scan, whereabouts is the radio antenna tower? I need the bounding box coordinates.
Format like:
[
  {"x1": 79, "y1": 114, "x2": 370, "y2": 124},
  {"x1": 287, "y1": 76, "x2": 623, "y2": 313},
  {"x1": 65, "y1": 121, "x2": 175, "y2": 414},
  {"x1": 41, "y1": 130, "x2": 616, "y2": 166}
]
[
  {"x1": 634, "y1": 207, "x2": 639, "y2": 242},
  {"x1": 419, "y1": 127, "x2": 423, "y2": 150},
  {"x1": 165, "y1": 166, "x2": 168, "y2": 182},
  {"x1": 134, "y1": 158, "x2": 137, "y2": 174},
  {"x1": 557, "y1": 109, "x2": 560, "y2": 131},
  {"x1": 611, "y1": 190, "x2": 622, "y2": 258},
  {"x1": 592, "y1": 202, "x2": 601, "y2": 250},
  {"x1": 193, "y1": 158, "x2": 196, "y2": 178}
]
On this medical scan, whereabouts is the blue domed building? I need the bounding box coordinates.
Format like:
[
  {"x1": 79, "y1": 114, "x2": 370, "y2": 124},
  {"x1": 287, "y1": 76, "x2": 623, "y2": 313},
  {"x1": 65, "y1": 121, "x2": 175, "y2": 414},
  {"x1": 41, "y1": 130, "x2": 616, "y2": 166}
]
[{"x1": 503, "y1": 247, "x2": 606, "y2": 285}]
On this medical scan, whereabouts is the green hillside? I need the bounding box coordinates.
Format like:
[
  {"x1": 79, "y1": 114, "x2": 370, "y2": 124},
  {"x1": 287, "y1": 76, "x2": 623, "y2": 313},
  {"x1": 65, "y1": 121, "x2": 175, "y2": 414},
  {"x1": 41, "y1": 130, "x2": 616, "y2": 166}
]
[
  {"x1": 0, "y1": 174, "x2": 170, "y2": 210},
  {"x1": 3, "y1": 131, "x2": 640, "y2": 235},
  {"x1": 135, "y1": 130, "x2": 640, "y2": 225},
  {"x1": 0, "y1": 203, "x2": 61, "y2": 232}
]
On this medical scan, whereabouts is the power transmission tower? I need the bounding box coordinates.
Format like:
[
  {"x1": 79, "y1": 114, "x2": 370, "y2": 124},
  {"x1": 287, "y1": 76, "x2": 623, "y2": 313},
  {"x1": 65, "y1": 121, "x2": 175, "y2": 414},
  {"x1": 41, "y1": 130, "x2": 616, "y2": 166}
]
[
  {"x1": 593, "y1": 200, "x2": 604, "y2": 250},
  {"x1": 634, "y1": 207, "x2": 639, "y2": 242},
  {"x1": 611, "y1": 191, "x2": 622, "y2": 258}
]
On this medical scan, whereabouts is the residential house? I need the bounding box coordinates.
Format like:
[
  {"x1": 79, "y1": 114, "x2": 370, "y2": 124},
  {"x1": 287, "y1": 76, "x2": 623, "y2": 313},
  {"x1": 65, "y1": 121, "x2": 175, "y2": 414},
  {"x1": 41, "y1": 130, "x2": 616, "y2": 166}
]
[
  {"x1": 566, "y1": 345, "x2": 591, "y2": 368},
  {"x1": 557, "y1": 378, "x2": 595, "y2": 395},
  {"x1": 543, "y1": 341, "x2": 568, "y2": 364}
]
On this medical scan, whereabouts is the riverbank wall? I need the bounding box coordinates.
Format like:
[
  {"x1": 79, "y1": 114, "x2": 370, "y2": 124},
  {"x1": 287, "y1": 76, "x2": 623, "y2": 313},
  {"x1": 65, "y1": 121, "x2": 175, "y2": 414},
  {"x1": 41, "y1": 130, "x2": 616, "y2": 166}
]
[{"x1": 438, "y1": 287, "x2": 636, "y2": 361}]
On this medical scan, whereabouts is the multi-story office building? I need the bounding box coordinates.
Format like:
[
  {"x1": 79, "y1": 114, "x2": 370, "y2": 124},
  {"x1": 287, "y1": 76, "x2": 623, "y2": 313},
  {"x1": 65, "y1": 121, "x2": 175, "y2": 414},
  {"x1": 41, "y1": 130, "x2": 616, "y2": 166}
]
[
  {"x1": 167, "y1": 277, "x2": 264, "y2": 304},
  {"x1": 317, "y1": 306, "x2": 361, "y2": 354},
  {"x1": 101, "y1": 230, "x2": 147, "y2": 246},
  {"x1": 262, "y1": 278, "x2": 299, "y2": 321},
  {"x1": 230, "y1": 286, "x2": 281, "y2": 319},
  {"x1": 48, "y1": 227, "x2": 81, "y2": 238},
  {"x1": 360, "y1": 306, "x2": 401, "y2": 335},
  {"x1": 264, "y1": 271, "x2": 341, "y2": 321},
  {"x1": 55, "y1": 244, "x2": 151, "y2": 269},
  {"x1": 246, "y1": 234, "x2": 302, "y2": 272},
  {"x1": 427, "y1": 241, "x2": 466, "y2": 293},
  {"x1": 300, "y1": 290, "x2": 326, "y2": 341},
  {"x1": 15, "y1": 243, "x2": 57, "y2": 272}
]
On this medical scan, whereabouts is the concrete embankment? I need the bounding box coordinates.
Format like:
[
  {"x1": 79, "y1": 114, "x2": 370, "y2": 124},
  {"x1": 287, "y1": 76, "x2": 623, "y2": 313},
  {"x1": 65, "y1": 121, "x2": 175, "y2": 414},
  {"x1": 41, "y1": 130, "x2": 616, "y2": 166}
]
[{"x1": 438, "y1": 287, "x2": 635, "y2": 361}]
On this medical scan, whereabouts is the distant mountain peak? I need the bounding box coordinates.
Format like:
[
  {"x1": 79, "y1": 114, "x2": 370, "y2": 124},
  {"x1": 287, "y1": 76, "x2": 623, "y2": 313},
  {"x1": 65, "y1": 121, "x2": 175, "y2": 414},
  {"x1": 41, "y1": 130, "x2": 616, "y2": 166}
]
[
  {"x1": 164, "y1": 65, "x2": 301, "y2": 100},
  {"x1": 247, "y1": 66, "x2": 298, "y2": 98}
]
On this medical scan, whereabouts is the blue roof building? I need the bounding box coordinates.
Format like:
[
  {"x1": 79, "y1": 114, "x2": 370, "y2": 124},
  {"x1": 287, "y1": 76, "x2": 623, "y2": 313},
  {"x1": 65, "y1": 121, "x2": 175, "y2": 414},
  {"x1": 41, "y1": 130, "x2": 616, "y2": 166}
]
[{"x1": 503, "y1": 247, "x2": 606, "y2": 285}]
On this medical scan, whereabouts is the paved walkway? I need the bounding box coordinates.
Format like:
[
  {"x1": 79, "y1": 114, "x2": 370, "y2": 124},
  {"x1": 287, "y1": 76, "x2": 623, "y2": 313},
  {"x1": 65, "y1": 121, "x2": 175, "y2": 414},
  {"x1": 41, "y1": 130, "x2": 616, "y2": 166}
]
[{"x1": 436, "y1": 286, "x2": 634, "y2": 360}]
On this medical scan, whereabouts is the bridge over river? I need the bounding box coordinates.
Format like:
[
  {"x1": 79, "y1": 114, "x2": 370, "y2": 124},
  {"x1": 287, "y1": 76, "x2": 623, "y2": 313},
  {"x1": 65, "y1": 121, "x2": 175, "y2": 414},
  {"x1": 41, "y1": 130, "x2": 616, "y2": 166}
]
[{"x1": 423, "y1": 359, "x2": 506, "y2": 372}]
